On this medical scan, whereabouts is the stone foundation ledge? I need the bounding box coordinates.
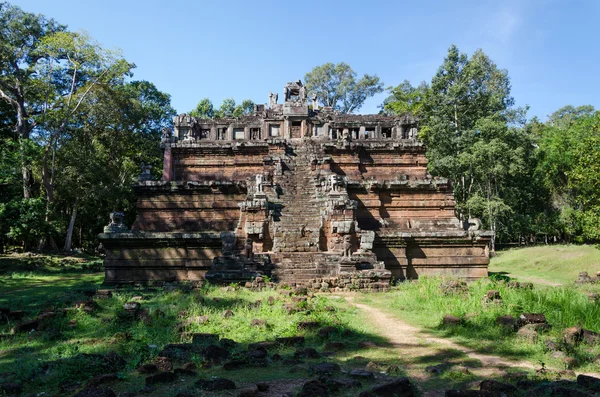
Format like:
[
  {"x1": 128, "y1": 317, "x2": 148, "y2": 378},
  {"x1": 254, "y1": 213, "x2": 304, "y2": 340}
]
[{"x1": 99, "y1": 231, "x2": 222, "y2": 245}]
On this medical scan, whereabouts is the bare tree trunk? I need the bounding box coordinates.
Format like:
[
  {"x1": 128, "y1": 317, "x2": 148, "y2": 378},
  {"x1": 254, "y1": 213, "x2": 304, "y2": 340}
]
[{"x1": 64, "y1": 198, "x2": 79, "y2": 251}]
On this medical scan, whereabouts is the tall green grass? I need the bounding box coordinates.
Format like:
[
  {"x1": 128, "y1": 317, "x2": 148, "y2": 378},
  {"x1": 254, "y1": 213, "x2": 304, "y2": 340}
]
[{"x1": 360, "y1": 277, "x2": 600, "y2": 372}]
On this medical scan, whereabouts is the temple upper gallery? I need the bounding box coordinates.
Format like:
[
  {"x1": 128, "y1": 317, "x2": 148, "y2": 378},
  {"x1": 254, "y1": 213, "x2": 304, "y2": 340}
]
[{"x1": 99, "y1": 79, "x2": 492, "y2": 288}]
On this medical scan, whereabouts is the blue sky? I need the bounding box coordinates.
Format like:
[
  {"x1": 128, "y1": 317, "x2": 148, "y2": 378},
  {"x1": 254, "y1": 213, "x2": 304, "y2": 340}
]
[{"x1": 11, "y1": 0, "x2": 600, "y2": 120}]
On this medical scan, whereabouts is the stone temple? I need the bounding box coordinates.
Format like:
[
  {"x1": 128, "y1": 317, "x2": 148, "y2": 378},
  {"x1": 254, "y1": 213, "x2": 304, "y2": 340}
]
[{"x1": 99, "y1": 80, "x2": 492, "y2": 289}]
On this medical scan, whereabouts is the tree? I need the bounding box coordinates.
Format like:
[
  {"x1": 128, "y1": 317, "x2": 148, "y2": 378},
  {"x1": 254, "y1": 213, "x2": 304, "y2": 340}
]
[
  {"x1": 54, "y1": 80, "x2": 175, "y2": 251},
  {"x1": 0, "y1": 2, "x2": 65, "y2": 197},
  {"x1": 233, "y1": 99, "x2": 254, "y2": 117},
  {"x1": 304, "y1": 62, "x2": 384, "y2": 114},
  {"x1": 382, "y1": 80, "x2": 428, "y2": 115},
  {"x1": 536, "y1": 107, "x2": 599, "y2": 242},
  {"x1": 190, "y1": 98, "x2": 214, "y2": 119},
  {"x1": 401, "y1": 45, "x2": 534, "y2": 250}
]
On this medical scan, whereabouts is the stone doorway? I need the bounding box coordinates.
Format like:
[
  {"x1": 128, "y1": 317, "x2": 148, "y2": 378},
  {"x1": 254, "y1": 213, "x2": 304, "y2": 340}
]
[{"x1": 290, "y1": 121, "x2": 302, "y2": 139}]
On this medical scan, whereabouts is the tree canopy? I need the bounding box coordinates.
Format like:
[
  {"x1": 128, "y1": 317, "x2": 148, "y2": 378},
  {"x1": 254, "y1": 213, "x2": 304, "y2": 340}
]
[{"x1": 304, "y1": 62, "x2": 384, "y2": 114}]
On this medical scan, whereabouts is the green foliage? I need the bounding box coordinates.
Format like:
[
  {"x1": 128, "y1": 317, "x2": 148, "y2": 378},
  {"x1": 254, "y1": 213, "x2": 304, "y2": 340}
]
[
  {"x1": 0, "y1": 197, "x2": 53, "y2": 248},
  {"x1": 190, "y1": 97, "x2": 214, "y2": 118},
  {"x1": 304, "y1": 62, "x2": 384, "y2": 114},
  {"x1": 536, "y1": 109, "x2": 600, "y2": 242},
  {"x1": 382, "y1": 80, "x2": 428, "y2": 115}
]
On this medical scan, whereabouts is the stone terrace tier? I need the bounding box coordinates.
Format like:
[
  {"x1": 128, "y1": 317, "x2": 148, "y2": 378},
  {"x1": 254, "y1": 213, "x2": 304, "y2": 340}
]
[{"x1": 99, "y1": 79, "x2": 492, "y2": 286}]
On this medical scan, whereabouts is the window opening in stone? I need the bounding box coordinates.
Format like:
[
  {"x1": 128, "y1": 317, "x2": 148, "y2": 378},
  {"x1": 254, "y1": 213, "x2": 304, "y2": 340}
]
[
  {"x1": 250, "y1": 128, "x2": 261, "y2": 139},
  {"x1": 269, "y1": 124, "x2": 280, "y2": 137},
  {"x1": 365, "y1": 129, "x2": 374, "y2": 139},
  {"x1": 233, "y1": 128, "x2": 245, "y2": 140},
  {"x1": 200, "y1": 129, "x2": 210, "y2": 139},
  {"x1": 382, "y1": 127, "x2": 392, "y2": 138},
  {"x1": 217, "y1": 127, "x2": 227, "y2": 140}
]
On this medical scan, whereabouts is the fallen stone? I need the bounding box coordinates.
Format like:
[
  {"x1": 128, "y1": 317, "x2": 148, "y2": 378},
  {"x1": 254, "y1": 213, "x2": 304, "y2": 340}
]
[
  {"x1": 442, "y1": 315, "x2": 461, "y2": 326},
  {"x1": 577, "y1": 374, "x2": 600, "y2": 390},
  {"x1": 222, "y1": 309, "x2": 234, "y2": 318},
  {"x1": 250, "y1": 319, "x2": 266, "y2": 328},
  {"x1": 74, "y1": 388, "x2": 117, "y2": 397},
  {"x1": 238, "y1": 385, "x2": 258, "y2": 397},
  {"x1": 518, "y1": 313, "x2": 546, "y2": 326},
  {"x1": 247, "y1": 348, "x2": 267, "y2": 360},
  {"x1": 257, "y1": 382, "x2": 269, "y2": 391},
  {"x1": 365, "y1": 361, "x2": 380, "y2": 372},
  {"x1": 195, "y1": 377, "x2": 236, "y2": 391},
  {"x1": 0, "y1": 382, "x2": 22, "y2": 395},
  {"x1": 136, "y1": 364, "x2": 158, "y2": 374},
  {"x1": 445, "y1": 391, "x2": 492, "y2": 397},
  {"x1": 223, "y1": 359, "x2": 247, "y2": 370},
  {"x1": 563, "y1": 327, "x2": 583, "y2": 346},
  {"x1": 220, "y1": 338, "x2": 236, "y2": 349},
  {"x1": 323, "y1": 341, "x2": 345, "y2": 351},
  {"x1": 298, "y1": 379, "x2": 328, "y2": 397},
  {"x1": 145, "y1": 371, "x2": 176, "y2": 385},
  {"x1": 479, "y1": 379, "x2": 518, "y2": 395},
  {"x1": 363, "y1": 377, "x2": 415, "y2": 397},
  {"x1": 11, "y1": 319, "x2": 39, "y2": 333},
  {"x1": 583, "y1": 329, "x2": 600, "y2": 345},
  {"x1": 74, "y1": 300, "x2": 100, "y2": 313},
  {"x1": 386, "y1": 365, "x2": 402, "y2": 375},
  {"x1": 311, "y1": 362, "x2": 341, "y2": 375},
  {"x1": 563, "y1": 357, "x2": 578, "y2": 369},
  {"x1": 276, "y1": 336, "x2": 304, "y2": 346},
  {"x1": 517, "y1": 326, "x2": 539, "y2": 343},
  {"x1": 297, "y1": 321, "x2": 320, "y2": 330},
  {"x1": 152, "y1": 356, "x2": 173, "y2": 372},
  {"x1": 174, "y1": 367, "x2": 196, "y2": 376},
  {"x1": 350, "y1": 369, "x2": 375, "y2": 379},
  {"x1": 123, "y1": 302, "x2": 140, "y2": 312},
  {"x1": 267, "y1": 296, "x2": 275, "y2": 305},
  {"x1": 202, "y1": 344, "x2": 230, "y2": 362},
  {"x1": 294, "y1": 347, "x2": 320, "y2": 359},
  {"x1": 86, "y1": 373, "x2": 118, "y2": 388}
]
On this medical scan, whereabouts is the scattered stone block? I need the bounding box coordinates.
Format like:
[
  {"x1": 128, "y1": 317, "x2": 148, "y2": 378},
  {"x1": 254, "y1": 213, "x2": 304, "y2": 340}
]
[
  {"x1": 145, "y1": 371, "x2": 176, "y2": 385},
  {"x1": 518, "y1": 313, "x2": 546, "y2": 327},
  {"x1": 361, "y1": 377, "x2": 415, "y2": 397},
  {"x1": 11, "y1": 319, "x2": 39, "y2": 333},
  {"x1": 318, "y1": 326, "x2": 337, "y2": 338},
  {"x1": 195, "y1": 377, "x2": 236, "y2": 391},
  {"x1": 222, "y1": 309, "x2": 234, "y2": 318},
  {"x1": 136, "y1": 364, "x2": 158, "y2": 374},
  {"x1": 350, "y1": 369, "x2": 375, "y2": 379},
  {"x1": 86, "y1": 373, "x2": 118, "y2": 388},
  {"x1": 250, "y1": 319, "x2": 266, "y2": 328},
  {"x1": 517, "y1": 326, "x2": 538, "y2": 343},
  {"x1": 123, "y1": 302, "x2": 140, "y2": 312},
  {"x1": 583, "y1": 329, "x2": 600, "y2": 345},
  {"x1": 442, "y1": 315, "x2": 461, "y2": 326},
  {"x1": 310, "y1": 362, "x2": 341, "y2": 375},
  {"x1": 276, "y1": 336, "x2": 304, "y2": 346},
  {"x1": 562, "y1": 327, "x2": 583, "y2": 346},
  {"x1": 577, "y1": 374, "x2": 600, "y2": 390},
  {"x1": 479, "y1": 380, "x2": 518, "y2": 395},
  {"x1": 152, "y1": 356, "x2": 173, "y2": 372}
]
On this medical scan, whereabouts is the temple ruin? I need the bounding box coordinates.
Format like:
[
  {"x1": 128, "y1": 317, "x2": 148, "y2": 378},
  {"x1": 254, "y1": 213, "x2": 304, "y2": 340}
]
[{"x1": 99, "y1": 79, "x2": 492, "y2": 288}]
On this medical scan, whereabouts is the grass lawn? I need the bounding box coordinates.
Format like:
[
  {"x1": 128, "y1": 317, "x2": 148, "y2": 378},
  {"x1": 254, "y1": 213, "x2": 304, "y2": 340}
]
[
  {"x1": 0, "y1": 254, "x2": 405, "y2": 397},
  {"x1": 489, "y1": 244, "x2": 600, "y2": 285}
]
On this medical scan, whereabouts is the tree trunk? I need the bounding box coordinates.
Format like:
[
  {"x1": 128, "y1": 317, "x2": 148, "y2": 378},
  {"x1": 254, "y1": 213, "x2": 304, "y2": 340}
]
[{"x1": 64, "y1": 198, "x2": 79, "y2": 252}]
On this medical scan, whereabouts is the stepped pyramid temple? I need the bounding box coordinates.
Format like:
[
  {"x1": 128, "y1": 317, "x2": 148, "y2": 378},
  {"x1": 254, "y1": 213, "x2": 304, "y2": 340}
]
[{"x1": 99, "y1": 80, "x2": 492, "y2": 289}]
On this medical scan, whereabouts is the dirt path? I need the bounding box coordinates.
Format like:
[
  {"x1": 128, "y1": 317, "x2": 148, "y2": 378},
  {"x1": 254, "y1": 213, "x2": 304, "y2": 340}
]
[{"x1": 340, "y1": 295, "x2": 553, "y2": 395}]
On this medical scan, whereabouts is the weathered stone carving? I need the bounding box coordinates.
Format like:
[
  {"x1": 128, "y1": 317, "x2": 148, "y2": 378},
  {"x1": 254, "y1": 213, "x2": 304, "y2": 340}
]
[
  {"x1": 343, "y1": 235, "x2": 352, "y2": 257},
  {"x1": 255, "y1": 174, "x2": 265, "y2": 193},
  {"x1": 244, "y1": 238, "x2": 253, "y2": 259},
  {"x1": 103, "y1": 211, "x2": 128, "y2": 233}
]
